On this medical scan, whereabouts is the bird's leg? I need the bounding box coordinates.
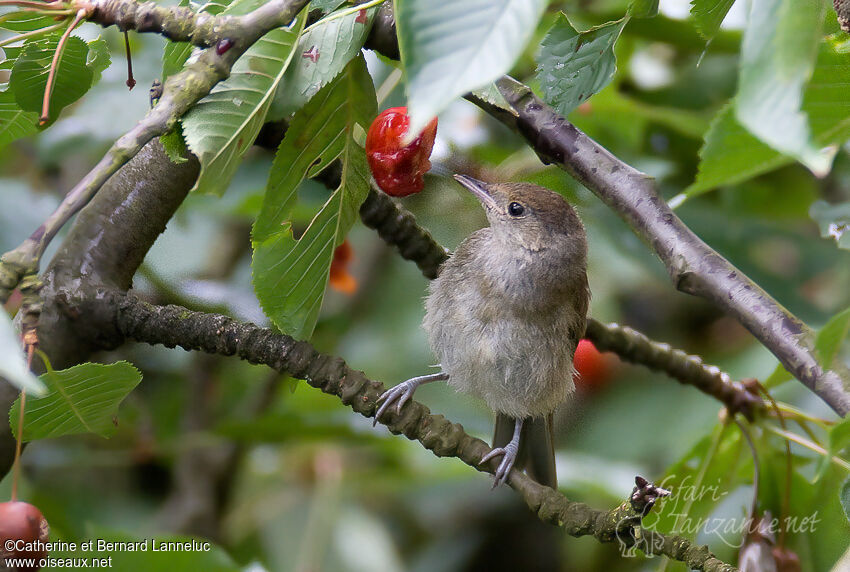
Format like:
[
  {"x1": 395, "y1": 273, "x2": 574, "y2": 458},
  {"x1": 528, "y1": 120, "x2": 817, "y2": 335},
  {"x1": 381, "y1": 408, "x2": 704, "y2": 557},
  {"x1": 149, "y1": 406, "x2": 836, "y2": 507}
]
[
  {"x1": 480, "y1": 417, "x2": 524, "y2": 488},
  {"x1": 373, "y1": 372, "x2": 449, "y2": 426}
]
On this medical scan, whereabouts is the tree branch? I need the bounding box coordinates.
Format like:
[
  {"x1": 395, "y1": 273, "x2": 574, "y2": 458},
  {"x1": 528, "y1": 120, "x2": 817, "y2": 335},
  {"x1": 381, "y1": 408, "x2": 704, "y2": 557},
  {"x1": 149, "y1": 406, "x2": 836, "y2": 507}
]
[
  {"x1": 98, "y1": 291, "x2": 735, "y2": 572},
  {"x1": 484, "y1": 76, "x2": 850, "y2": 416}
]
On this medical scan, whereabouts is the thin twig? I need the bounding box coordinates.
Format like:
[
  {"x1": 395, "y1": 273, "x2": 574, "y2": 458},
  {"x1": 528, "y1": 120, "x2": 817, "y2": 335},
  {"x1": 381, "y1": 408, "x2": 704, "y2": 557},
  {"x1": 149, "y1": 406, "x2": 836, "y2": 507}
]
[
  {"x1": 764, "y1": 425, "x2": 850, "y2": 471},
  {"x1": 100, "y1": 291, "x2": 736, "y2": 572}
]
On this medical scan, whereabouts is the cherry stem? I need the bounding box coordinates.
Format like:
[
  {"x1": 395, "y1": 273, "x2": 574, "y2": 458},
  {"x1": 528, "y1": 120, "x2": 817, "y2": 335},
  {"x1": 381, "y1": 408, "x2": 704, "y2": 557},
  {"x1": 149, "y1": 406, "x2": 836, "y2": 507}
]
[
  {"x1": 39, "y1": 7, "x2": 86, "y2": 126},
  {"x1": 0, "y1": 21, "x2": 64, "y2": 49},
  {"x1": 757, "y1": 384, "x2": 792, "y2": 548},
  {"x1": 11, "y1": 390, "x2": 26, "y2": 502},
  {"x1": 123, "y1": 31, "x2": 135, "y2": 90}
]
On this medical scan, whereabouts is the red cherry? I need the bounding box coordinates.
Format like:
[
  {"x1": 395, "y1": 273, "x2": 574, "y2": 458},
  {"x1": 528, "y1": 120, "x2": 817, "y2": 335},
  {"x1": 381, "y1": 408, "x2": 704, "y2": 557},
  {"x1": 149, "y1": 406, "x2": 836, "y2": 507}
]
[
  {"x1": 329, "y1": 240, "x2": 357, "y2": 295},
  {"x1": 0, "y1": 501, "x2": 49, "y2": 571},
  {"x1": 574, "y1": 339, "x2": 612, "y2": 392},
  {"x1": 365, "y1": 107, "x2": 438, "y2": 197}
]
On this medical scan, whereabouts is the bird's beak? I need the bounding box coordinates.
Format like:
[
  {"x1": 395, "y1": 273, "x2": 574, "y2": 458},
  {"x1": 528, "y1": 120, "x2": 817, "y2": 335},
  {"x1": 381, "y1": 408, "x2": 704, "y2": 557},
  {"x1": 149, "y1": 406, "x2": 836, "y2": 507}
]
[{"x1": 453, "y1": 175, "x2": 498, "y2": 210}]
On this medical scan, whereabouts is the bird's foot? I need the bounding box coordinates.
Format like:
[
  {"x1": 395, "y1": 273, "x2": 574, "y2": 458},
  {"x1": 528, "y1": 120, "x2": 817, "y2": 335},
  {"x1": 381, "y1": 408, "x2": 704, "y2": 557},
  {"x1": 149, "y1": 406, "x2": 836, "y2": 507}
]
[
  {"x1": 373, "y1": 372, "x2": 448, "y2": 427},
  {"x1": 480, "y1": 440, "x2": 519, "y2": 489}
]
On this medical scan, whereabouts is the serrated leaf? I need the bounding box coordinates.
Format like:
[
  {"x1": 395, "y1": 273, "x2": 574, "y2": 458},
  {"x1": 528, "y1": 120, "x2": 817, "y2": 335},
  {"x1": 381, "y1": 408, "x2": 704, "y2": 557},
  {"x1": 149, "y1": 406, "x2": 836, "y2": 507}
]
[
  {"x1": 182, "y1": 12, "x2": 305, "y2": 196},
  {"x1": 397, "y1": 0, "x2": 547, "y2": 138},
  {"x1": 161, "y1": 126, "x2": 189, "y2": 164},
  {"x1": 689, "y1": 0, "x2": 736, "y2": 38},
  {"x1": 9, "y1": 34, "x2": 92, "y2": 124},
  {"x1": 536, "y1": 14, "x2": 626, "y2": 117},
  {"x1": 270, "y1": 5, "x2": 376, "y2": 120},
  {"x1": 0, "y1": 312, "x2": 45, "y2": 395},
  {"x1": 736, "y1": 0, "x2": 830, "y2": 175},
  {"x1": 252, "y1": 55, "x2": 376, "y2": 340},
  {"x1": 0, "y1": 90, "x2": 38, "y2": 148},
  {"x1": 10, "y1": 361, "x2": 141, "y2": 441},
  {"x1": 686, "y1": 37, "x2": 850, "y2": 197},
  {"x1": 86, "y1": 37, "x2": 111, "y2": 84}
]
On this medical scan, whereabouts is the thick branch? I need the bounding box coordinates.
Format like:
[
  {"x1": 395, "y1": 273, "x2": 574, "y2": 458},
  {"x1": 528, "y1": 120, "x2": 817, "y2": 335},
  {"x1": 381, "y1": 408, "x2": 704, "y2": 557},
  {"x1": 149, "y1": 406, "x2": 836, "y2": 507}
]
[
  {"x1": 359, "y1": 190, "x2": 759, "y2": 418},
  {"x1": 101, "y1": 292, "x2": 735, "y2": 572},
  {"x1": 491, "y1": 76, "x2": 850, "y2": 416},
  {"x1": 87, "y1": 0, "x2": 242, "y2": 46}
]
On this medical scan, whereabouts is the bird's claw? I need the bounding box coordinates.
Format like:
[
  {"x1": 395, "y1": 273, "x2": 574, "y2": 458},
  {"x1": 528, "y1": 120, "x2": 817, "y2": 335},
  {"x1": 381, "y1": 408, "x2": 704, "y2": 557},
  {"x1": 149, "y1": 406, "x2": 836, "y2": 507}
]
[
  {"x1": 373, "y1": 380, "x2": 417, "y2": 427},
  {"x1": 480, "y1": 442, "x2": 519, "y2": 488}
]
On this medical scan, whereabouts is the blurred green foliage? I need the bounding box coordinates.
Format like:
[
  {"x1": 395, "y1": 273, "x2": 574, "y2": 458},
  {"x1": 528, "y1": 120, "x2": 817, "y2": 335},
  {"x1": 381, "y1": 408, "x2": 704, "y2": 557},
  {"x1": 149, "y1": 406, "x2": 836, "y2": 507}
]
[{"x1": 1, "y1": 0, "x2": 850, "y2": 570}]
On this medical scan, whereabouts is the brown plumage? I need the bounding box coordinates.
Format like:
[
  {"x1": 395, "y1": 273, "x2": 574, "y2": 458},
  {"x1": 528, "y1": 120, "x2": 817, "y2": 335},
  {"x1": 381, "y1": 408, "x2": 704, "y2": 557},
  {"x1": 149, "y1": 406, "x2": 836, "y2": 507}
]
[{"x1": 377, "y1": 176, "x2": 589, "y2": 488}]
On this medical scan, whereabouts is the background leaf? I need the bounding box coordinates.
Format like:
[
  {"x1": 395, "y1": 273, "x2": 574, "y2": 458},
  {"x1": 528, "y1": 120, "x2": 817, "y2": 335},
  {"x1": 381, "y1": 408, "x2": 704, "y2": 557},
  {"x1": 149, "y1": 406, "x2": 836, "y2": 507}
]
[
  {"x1": 252, "y1": 56, "x2": 376, "y2": 340},
  {"x1": 0, "y1": 312, "x2": 45, "y2": 395},
  {"x1": 689, "y1": 0, "x2": 736, "y2": 38},
  {"x1": 536, "y1": 15, "x2": 626, "y2": 117},
  {"x1": 182, "y1": 12, "x2": 305, "y2": 196},
  {"x1": 9, "y1": 34, "x2": 92, "y2": 125},
  {"x1": 686, "y1": 36, "x2": 850, "y2": 197},
  {"x1": 397, "y1": 0, "x2": 547, "y2": 138},
  {"x1": 0, "y1": 90, "x2": 38, "y2": 149},
  {"x1": 10, "y1": 361, "x2": 142, "y2": 441},
  {"x1": 629, "y1": 0, "x2": 658, "y2": 18},
  {"x1": 269, "y1": 5, "x2": 376, "y2": 120},
  {"x1": 842, "y1": 477, "x2": 850, "y2": 523},
  {"x1": 735, "y1": 0, "x2": 829, "y2": 175},
  {"x1": 810, "y1": 200, "x2": 850, "y2": 250}
]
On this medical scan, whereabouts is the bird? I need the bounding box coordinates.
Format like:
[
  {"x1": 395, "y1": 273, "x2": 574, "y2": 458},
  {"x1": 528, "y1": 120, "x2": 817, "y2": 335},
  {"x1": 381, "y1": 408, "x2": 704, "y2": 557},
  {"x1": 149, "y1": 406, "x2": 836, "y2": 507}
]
[{"x1": 375, "y1": 175, "x2": 589, "y2": 488}]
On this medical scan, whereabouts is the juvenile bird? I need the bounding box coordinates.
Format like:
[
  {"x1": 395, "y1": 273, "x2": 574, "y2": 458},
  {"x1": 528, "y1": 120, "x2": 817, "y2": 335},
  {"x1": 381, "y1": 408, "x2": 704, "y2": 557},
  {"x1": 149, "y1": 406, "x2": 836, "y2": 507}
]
[{"x1": 375, "y1": 175, "x2": 589, "y2": 488}]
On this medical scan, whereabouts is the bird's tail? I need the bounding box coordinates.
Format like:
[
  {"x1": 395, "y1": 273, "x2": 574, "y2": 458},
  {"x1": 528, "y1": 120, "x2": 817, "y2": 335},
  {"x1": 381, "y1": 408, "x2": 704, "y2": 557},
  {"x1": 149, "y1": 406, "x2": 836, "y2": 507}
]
[{"x1": 493, "y1": 413, "x2": 557, "y2": 489}]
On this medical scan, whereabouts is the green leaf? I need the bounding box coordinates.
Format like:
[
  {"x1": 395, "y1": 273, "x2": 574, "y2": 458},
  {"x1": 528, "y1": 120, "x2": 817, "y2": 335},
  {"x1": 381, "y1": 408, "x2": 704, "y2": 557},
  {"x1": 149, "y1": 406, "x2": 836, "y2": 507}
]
[
  {"x1": 397, "y1": 0, "x2": 547, "y2": 138},
  {"x1": 815, "y1": 306, "x2": 850, "y2": 366},
  {"x1": 10, "y1": 361, "x2": 142, "y2": 441},
  {"x1": 270, "y1": 5, "x2": 376, "y2": 120},
  {"x1": 686, "y1": 37, "x2": 850, "y2": 198},
  {"x1": 252, "y1": 55, "x2": 376, "y2": 340},
  {"x1": 536, "y1": 15, "x2": 626, "y2": 117},
  {"x1": 736, "y1": 0, "x2": 830, "y2": 175},
  {"x1": 0, "y1": 90, "x2": 38, "y2": 149},
  {"x1": 0, "y1": 12, "x2": 55, "y2": 32},
  {"x1": 161, "y1": 126, "x2": 189, "y2": 164},
  {"x1": 310, "y1": 0, "x2": 348, "y2": 13},
  {"x1": 841, "y1": 476, "x2": 850, "y2": 523},
  {"x1": 689, "y1": 0, "x2": 736, "y2": 38},
  {"x1": 182, "y1": 11, "x2": 306, "y2": 196},
  {"x1": 629, "y1": 0, "x2": 658, "y2": 18},
  {"x1": 810, "y1": 200, "x2": 850, "y2": 250},
  {"x1": 766, "y1": 305, "x2": 850, "y2": 389},
  {"x1": 9, "y1": 34, "x2": 93, "y2": 125},
  {"x1": 0, "y1": 312, "x2": 45, "y2": 395},
  {"x1": 85, "y1": 37, "x2": 111, "y2": 84},
  {"x1": 685, "y1": 104, "x2": 790, "y2": 196}
]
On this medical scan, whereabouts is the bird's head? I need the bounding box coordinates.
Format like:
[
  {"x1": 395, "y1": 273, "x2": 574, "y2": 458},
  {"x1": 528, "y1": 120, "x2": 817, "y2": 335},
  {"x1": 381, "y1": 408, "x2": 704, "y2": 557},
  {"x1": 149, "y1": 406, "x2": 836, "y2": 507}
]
[{"x1": 453, "y1": 175, "x2": 586, "y2": 253}]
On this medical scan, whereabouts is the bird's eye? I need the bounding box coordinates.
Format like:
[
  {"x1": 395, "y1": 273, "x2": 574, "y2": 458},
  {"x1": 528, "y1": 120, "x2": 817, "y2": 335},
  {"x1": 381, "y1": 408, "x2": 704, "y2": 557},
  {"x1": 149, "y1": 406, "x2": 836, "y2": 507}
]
[{"x1": 508, "y1": 202, "x2": 525, "y2": 217}]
